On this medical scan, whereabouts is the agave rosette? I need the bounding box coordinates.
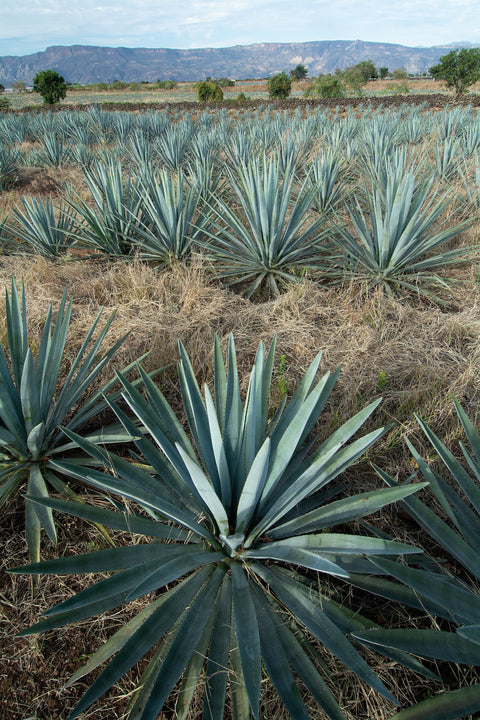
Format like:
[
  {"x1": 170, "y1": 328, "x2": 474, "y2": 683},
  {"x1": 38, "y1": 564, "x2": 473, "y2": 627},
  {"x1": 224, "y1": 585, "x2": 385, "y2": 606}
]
[
  {"x1": 0, "y1": 278, "x2": 147, "y2": 561},
  {"x1": 13, "y1": 334, "x2": 432, "y2": 719}
]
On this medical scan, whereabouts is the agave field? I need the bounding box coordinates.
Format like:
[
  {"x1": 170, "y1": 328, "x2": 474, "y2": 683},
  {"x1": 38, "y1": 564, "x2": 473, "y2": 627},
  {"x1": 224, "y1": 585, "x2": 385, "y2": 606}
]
[{"x1": 1, "y1": 99, "x2": 480, "y2": 720}]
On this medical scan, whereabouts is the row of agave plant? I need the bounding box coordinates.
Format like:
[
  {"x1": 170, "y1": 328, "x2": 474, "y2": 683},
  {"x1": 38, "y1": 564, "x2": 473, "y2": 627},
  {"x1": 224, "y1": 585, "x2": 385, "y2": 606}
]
[
  {"x1": 0, "y1": 140, "x2": 478, "y2": 300},
  {"x1": 2, "y1": 277, "x2": 480, "y2": 719}
]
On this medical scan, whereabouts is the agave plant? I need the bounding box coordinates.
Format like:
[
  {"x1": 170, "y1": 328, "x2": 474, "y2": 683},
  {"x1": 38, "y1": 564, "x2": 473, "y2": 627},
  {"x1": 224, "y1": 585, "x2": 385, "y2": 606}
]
[
  {"x1": 327, "y1": 170, "x2": 471, "y2": 301},
  {"x1": 12, "y1": 335, "x2": 431, "y2": 720},
  {"x1": 69, "y1": 160, "x2": 144, "y2": 256},
  {"x1": 0, "y1": 278, "x2": 146, "y2": 562},
  {"x1": 36, "y1": 131, "x2": 71, "y2": 168},
  {"x1": 133, "y1": 167, "x2": 212, "y2": 263},
  {"x1": 204, "y1": 156, "x2": 326, "y2": 296},
  {"x1": 307, "y1": 150, "x2": 345, "y2": 214},
  {"x1": 352, "y1": 401, "x2": 480, "y2": 719},
  {"x1": 6, "y1": 195, "x2": 78, "y2": 257},
  {"x1": 0, "y1": 144, "x2": 22, "y2": 190}
]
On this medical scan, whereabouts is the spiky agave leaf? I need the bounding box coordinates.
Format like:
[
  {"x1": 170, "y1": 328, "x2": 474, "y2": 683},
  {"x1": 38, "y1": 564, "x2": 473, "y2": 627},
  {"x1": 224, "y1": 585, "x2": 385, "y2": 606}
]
[
  {"x1": 13, "y1": 334, "x2": 431, "y2": 719},
  {"x1": 0, "y1": 278, "x2": 150, "y2": 561}
]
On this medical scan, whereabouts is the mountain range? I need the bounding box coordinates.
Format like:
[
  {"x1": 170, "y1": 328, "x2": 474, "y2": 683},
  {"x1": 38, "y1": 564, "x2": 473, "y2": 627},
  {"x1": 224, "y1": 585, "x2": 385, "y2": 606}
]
[{"x1": 0, "y1": 40, "x2": 474, "y2": 86}]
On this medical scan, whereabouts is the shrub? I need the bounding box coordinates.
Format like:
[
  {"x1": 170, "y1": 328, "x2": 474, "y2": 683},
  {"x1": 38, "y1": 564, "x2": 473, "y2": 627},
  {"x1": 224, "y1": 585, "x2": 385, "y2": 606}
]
[
  {"x1": 388, "y1": 81, "x2": 410, "y2": 95},
  {"x1": 110, "y1": 80, "x2": 128, "y2": 90},
  {"x1": 156, "y1": 80, "x2": 176, "y2": 89},
  {"x1": 305, "y1": 74, "x2": 345, "y2": 98},
  {"x1": 267, "y1": 71, "x2": 292, "y2": 99},
  {"x1": 197, "y1": 81, "x2": 224, "y2": 102}
]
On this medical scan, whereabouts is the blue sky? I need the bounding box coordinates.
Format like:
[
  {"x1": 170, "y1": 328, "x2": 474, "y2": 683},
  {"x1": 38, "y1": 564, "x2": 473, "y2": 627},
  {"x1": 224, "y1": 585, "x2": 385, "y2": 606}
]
[{"x1": 1, "y1": 0, "x2": 479, "y2": 57}]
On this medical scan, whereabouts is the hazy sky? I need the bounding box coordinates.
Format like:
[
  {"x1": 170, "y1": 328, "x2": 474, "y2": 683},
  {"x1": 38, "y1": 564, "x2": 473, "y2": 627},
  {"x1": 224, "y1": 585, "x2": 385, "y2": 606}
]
[{"x1": 1, "y1": 0, "x2": 479, "y2": 57}]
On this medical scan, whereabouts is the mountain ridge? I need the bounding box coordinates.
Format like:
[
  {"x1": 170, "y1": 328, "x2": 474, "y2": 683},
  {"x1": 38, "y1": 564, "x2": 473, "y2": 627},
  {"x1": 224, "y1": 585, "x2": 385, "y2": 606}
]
[{"x1": 0, "y1": 39, "x2": 474, "y2": 86}]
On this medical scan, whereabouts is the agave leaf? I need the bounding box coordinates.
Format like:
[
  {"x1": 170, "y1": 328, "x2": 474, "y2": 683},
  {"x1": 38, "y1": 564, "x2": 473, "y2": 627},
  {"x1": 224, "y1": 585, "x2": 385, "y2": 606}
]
[
  {"x1": 371, "y1": 557, "x2": 480, "y2": 625},
  {"x1": 269, "y1": 482, "x2": 427, "y2": 540},
  {"x1": 175, "y1": 442, "x2": 230, "y2": 537},
  {"x1": 138, "y1": 567, "x2": 225, "y2": 720},
  {"x1": 203, "y1": 574, "x2": 232, "y2": 720},
  {"x1": 354, "y1": 628, "x2": 480, "y2": 665},
  {"x1": 12, "y1": 543, "x2": 199, "y2": 576},
  {"x1": 230, "y1": 620, "x2": 250, "y2": 720},
  {"x1": 262, "y1": 533, "x2": 419, "y2": 555},
  {"x1": 67, "y1": 565, "x2": 216, "y2": 720},
  {"x1": 125, "y1": 549, "x2": 224, "y2": 601},
  {"x1": 175, "y1": 607, "x2": 218, "y2": 720},
  {"x1": 251, "y1": 584, "x2": 310, "y2": 719},
  {"x1": 25, "y1": 494, "x2": 41, "y2": 565},
  {"x1": 235, "y1": 437, "x2": 270, "y2": 535},
  {"x1": 64, "y1": 588, "x2": 179, "y2": 687},
  {"x1": 244, "y1": 545, "x2": 349, "y2": 578},
  {"x1": 275, "y1": 617, "x2": 348, "y2": 720},
  {"x1": 50, "y1": 456, "x2": 215, "y2": 543},
  {"x1": 388, "y1": 684, "x2": 480, "y2": 720},
  {"x1": 231, "y1": 563, "x2": 261, "y2": 719},
  {"x1": 377, "y1": 466, "x2": 480, "y2": 579},
  {"x1": 256, "y1": 563, "x2": 398, "y2": 704},
  {"x1": 5, "y1": 278, "x2": 28, "y2": 389},
  {"x1": 27, "y1": 464, "x2": 56, "y2": 544},
  {"x1": 23, "y1": 494, "x2": 192, "y2": 541}
]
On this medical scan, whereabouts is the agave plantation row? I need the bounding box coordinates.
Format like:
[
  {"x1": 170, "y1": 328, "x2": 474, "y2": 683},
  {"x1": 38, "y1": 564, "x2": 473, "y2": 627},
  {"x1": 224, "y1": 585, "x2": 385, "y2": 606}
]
[
  {"x1": 0, "y1": 103, "x2": 480, "y2": 299},
  {"x1": 2, "y1": 103, "x2": 480, "y2": 720}
]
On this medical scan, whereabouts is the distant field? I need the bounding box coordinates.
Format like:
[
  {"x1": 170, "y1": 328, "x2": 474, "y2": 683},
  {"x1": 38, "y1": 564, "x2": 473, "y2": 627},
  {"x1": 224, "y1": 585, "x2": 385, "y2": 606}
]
[{"x1": 6, "y1": 77, "x2": 480, "y2": 110}]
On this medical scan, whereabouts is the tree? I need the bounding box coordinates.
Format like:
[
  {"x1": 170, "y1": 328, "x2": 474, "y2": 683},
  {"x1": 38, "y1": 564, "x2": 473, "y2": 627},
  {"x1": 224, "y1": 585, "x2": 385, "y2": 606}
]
[
  {"x1": 290, "y1": 63, "x2": 308, "y2": 80},
  {"x1": 11, "y1": 80, "x2": 26, "y2": 92},
  {"x1": 342, "y1": 66, "x2": 367, "y2": 95},
  {"x1": 32, "y1": 69, "x2": 68, "y2": 105},
  {"x1": 0, "y1": 83, "x2": 4, "y2": 93},
  {"x1": 392, "y1": 67, "x2": 408, "y2": 80},
  {"x1": 354, "y1": 59, "x2": 378, "y2": 81},
  {"x1": 379, "y1": 66, "x2": 389, "y2": 79},
  {"x1": 430, "y1": 47, "x2": 480, "y2": 95},
  {"x1": 197, "y1": 81, "x2": 223, "y2": 102},
  {"x1": 267, "y1": 71, "x2": 292, "y2": 99}
]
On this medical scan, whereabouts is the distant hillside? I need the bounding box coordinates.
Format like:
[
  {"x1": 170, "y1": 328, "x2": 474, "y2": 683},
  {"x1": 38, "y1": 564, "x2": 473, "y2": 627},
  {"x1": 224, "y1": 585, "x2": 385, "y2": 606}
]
[{"x1": 0, "y1": 40, "x2": 473, "y2": 86}]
